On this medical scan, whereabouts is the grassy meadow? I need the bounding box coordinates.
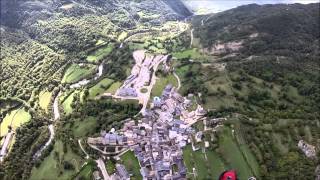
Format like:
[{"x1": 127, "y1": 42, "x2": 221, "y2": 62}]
[
  {"x1": 88, "y1": 78, "x2": 114, "y2": 98},
  {"x1": 120, "y1": 151, "x2": 142, "y2": 180},
  {"x1": 62, "y1": 64, "x2": 96, "y2": 84},
  {"x1": 39, "y1": 91, "x2": 52, "y2": 113},
  {"x1": 30, "y1": 140, "x2": 84, "y2": 180},
  {"x1": 86, "y1": 44, "x2": 114, "y2": 63}
]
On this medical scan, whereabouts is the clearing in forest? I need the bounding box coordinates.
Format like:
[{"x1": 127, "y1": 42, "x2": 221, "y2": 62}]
[{"x1": 39, "y1": 91, "x2": 52, "y2": 112}]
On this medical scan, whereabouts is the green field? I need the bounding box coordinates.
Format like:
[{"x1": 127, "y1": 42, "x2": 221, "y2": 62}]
[
  {"x1": 192, "y1": 149, "x2": 209, "y2": 179},
  {"x1": 172, "y1": 48, "x2": 209, "y2": 60},
  {"x1": 87, "y1": 44, "x2": 114, "y2": 63},
  {"x1": 95, "y1": 39, "x2": 106, "y2": 46},
  {"x1": 105, "y1": 82, "x2": 122, "y2": 94},
  {"x1": 183, "y1": 144, "x2": 226, "y2": 179},
  {"x1": 39, "y1": 91, "x2": 52, "y2": 112},
  {"x1": 75, "y1": 161, "x2": 96, "y2": 179},
  {"x1": 206, "y1": 149, "x2": 227, "y2": 179},
  {"x1": 183, "y1": 126, "x2": 258, "y2": 179},
  {"x1": 30, "y1": 140, "x2": 83, "y2": 180},
  {"x1": 71, "y1": 116, "x2": 98, "y2": 138},
  {"x1": 120, "y1": 151, "x2": 142, "y2": 180},
  {"x1": 118, "y1": 32, "x2": 128, "y2": 41},
  {"x1": 0, "y1": 108, "x2": 31, "y2": 136},
  {"x1": 89, "y1": 78, "x2": 114, "y2": 98},
  {"x1": 218, "y1": 127, "x2": 255, "y2": 180},
  {"x1": 106, "y1": 160, "x2": 116, "y2": 174},
  {"x1": 62, "y1": 92, "x2": 76, "y2": 115},
  {"x1": 182, "y1": 144, "x2": 193, "y2": 178},
  {"x1": 62, "y1": 64, "x2": 96, "y2": 83},
  {"x1": 151, "y1": 74, "x2": 178, "y2": 97}
]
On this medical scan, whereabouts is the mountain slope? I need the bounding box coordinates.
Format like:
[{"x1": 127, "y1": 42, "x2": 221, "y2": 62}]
[
  {"x1": 180, "y1": 3, "x2": 320, "y2": 179},
  {"x1": 193, "y1": 3, "x2": 319, "y2": 58}
]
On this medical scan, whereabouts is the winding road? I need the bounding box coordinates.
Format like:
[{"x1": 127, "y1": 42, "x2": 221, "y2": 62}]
[
  {"x1": 173, "y1": 72, "x2": 181, "y2": 90},
  {"x1": 0, "y1": 131, "x2": 14, "y2": 162},
  {"x1": 33, "y1": 125, "x2": 55, "y2": 159},
  {"x1": 53, "y1": 92, "x2": 61, "y2": 121},
  {"x1": 34, "y1": 62, "x2": 105, "y2": 159},
  {"x1": 33, "y1": 91, "x2": 61, "y2": 159},
  {"x1": 78, "y1": 139, "x2": 89, "y2": 159}
]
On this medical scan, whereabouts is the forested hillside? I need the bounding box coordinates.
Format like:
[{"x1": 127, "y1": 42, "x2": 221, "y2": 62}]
[
  {"x1": 182, "y1": 3, "x2": 320, "y2": 179},
  {"x1": 193, "y1": 3, "x2": 319, "y2": 57}
]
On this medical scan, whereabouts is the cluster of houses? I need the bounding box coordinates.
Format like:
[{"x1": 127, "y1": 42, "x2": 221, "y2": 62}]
[
  {"x1": 89, "y1": 84, "x2": 208, "y2": 179},
  {"x1": 298, "y1": 140, "x2": 317, "y2": 158}
]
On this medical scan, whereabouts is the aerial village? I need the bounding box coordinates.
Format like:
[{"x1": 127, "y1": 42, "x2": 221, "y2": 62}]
[
  {"x1": 88, "y1": 83, "x2": 226, "y2": 179},
  {"x1": 86, "y1": 50, "x2": 226, "y2": 179}
]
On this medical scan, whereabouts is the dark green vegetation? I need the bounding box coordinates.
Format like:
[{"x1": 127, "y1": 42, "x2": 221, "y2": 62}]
[
  {"x1": 30, "y1": 140, "x2": 84, "y2": 180},
  {"x1": 74, "y1": 160, "x2": 97, "y2": 180},
  {"x1": 57, "y1": 99, "x2": 141, "y2": 140},
  {"x1": 193, "y1": 3, "x2": 319, "y2": 59},
  {"x1": 0, "y1": 115, "x2": 50, "y2": 179},
  {"x1": 178, "y1": 3, "x2": 320, "y2": 179}
]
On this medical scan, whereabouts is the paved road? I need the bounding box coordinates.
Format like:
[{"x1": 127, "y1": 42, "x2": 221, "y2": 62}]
[
  {"x1": 33, "y1": 125, "x2": 55, "y2": 159},
  {"x1": 96, "y1": 158, "x2": 110, "y2": 180},
  {"x1": 190, "y1": 28, "x2": 194, "y2": 48},
  {"x1": 53, "y1": 92, "x2": 61, "y2": 121},
  {"x1": 139, "y1": 55, "x2": 167, "y2": 114},
  {"x1": 112, "y1": 51, "x2": 167, "y2": 115},
  {"x1": 0, "y1": 131, "x2": 14, "y2": 162}
]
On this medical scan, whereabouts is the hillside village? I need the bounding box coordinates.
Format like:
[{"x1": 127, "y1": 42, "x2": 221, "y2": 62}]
[{"x1": 88, "y1": 84, "x2": 216, "y2": 179}]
